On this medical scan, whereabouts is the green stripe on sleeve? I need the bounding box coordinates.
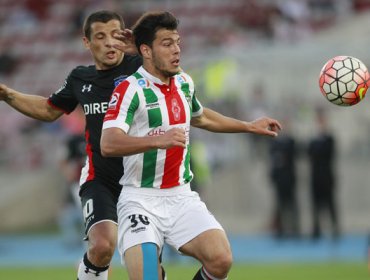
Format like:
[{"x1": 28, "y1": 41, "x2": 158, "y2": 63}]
[
  {"x1": 192, "y1": 94, "x2": 202, "y2": 114},
  {"x1": 133, "y1": 72, "x2": 143, "y2": 79}
]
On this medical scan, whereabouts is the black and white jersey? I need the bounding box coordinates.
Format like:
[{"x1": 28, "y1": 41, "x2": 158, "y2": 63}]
[{"x1": 48, "y1": 55, "x2": 142, "y2": 190}]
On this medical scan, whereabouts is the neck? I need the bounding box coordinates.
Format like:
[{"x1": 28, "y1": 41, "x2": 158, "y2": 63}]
[
  {"x1": 143, "y1": 64, "x2": 171, "y2": 85},
  {"x1": 95, "y1": 54, "x2": 125, "y2": 70}
]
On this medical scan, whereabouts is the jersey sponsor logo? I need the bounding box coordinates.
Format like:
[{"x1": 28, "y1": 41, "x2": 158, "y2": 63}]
[
  {"x1": 108, "y1": 92, "x2": 120, "y2": 110},
  {"x1": 83, "y1": 102, "x2": 109, "y2": 115},
  {"x1": 82, "y1": 84, "x2": 92, "y2": 93},
  {"x1": 148, "y1": 126, "x2": 190, "y2": 140},
  {"x1": 148, "y1": 128, "x2": 166, "y2": 136},
  {"x1": 114, "y1": 75, "x2": 128, "y2": 87},
  {"x1": 145, "y1": 102, "x2": 159, "y2": 109}
]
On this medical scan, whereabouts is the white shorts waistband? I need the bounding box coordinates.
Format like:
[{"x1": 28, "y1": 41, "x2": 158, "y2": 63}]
[{"x1": 121, "y1": 183, "x2": 191, "y2": 197}]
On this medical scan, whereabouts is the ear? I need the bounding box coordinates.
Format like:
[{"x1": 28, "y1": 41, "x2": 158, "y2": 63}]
[
  {"x1": 140, "y1": 44, "x2": 151, "y2": 59},
  {"x1": 82, "y1": 37, "x2": 90, "y2": 50}
]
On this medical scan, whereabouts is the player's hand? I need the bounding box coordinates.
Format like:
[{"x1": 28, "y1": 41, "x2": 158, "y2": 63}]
[
  {"x1": 0, "y1": 83, "x2": 11, "y2": 101},
  {"x1": 157, "y1": 128, "x2": 186, "y2": 149},
  {"x1": 249, "y1": 117, "x2": 282, "y2": 137},
  {"x1": 113, "y1": 29, "x2": 138, "y2": 55}
]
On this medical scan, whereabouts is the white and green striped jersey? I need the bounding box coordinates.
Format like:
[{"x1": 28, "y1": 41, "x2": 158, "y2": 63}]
[{"x1": 103, "y1": 66, "x2": 203, "y2": 189}]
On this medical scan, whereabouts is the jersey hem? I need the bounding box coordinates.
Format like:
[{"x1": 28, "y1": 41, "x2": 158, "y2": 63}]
[{"x1": 121, "y1": 183, "x2": 191, "y2": 197}]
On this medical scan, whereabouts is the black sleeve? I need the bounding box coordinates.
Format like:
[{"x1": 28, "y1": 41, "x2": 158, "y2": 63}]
[{"x1": 48, "y1": 71, "x2": 78, "y2": 114}]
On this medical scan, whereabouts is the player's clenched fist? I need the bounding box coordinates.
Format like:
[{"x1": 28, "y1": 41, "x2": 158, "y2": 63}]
[{"x1": 157, "y1": 128, "x2": 186, "y2": 149}]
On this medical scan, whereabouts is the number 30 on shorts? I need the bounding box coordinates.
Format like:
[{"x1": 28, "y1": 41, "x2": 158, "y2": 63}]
[{"x1": 128, "y1": 214, "x2": 150, "y2": 228}]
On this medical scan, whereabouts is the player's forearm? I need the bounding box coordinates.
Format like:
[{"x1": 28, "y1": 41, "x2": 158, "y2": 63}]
[
  {"x1": 5, "y1": 90, "x2": 60, "y2": 122},
  {"x1": 192, "y1": 108, "x2": 249, "y2": 133},
  {"x1": 101, "y1": 128, "x2": 158, "y2": 157}
]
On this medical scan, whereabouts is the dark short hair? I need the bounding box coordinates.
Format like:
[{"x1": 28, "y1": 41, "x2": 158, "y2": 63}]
[
  {"x1": 83, "y1": 10, "x2": 125, "y2": 40},
  {"x1": 132, "y1": 11, "x2": 179, "y2": 55}
]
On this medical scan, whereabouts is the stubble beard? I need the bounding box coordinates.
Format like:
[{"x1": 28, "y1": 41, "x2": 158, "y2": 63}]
[{"x1": 153, "y1": 54, "x2": 178, "y2": 78}]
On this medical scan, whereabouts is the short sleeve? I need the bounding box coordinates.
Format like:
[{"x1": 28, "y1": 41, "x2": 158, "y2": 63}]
[
  {"x1": 191, "y1": 89, "x2": 203, "y2": 117},
  {"x1": 48, "y1": 72, "x2": 78, "y2": 114},
  {"x1": 103, "y1": 80, "x2": 139, "y2": 133}
]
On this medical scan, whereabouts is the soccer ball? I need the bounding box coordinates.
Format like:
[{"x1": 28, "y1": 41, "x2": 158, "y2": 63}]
[{"x1": 319, "y1": 55, "x2": 370, "y2": 106}]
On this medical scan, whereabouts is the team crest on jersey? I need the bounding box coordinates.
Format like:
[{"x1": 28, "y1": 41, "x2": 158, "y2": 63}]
[
  {"x1": 138, "y1": 78, "x2": 149, "y2": 88},
  {"x1": 108, "y1": 92, "x2": 120, "y2": 109},
  {"x1": 171, "y1": 98, "x2": 181, "y2": 121},
  {"x1": 114, "y1": 75, "x2": 127, "y2": 87}
]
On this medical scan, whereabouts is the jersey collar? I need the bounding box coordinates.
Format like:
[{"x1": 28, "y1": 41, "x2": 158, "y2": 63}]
[{"x1": 137, "y1": 66, "x2": 172, "y2": 85}]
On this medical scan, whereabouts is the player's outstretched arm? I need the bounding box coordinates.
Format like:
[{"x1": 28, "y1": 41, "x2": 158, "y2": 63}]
[
  {"x1": 101, "y1": 127, "x2": 186, "y2": 157},
  {"x1": 0, "y1": 83, "x2": 63, "y2": 122},
  {"x1": 191, "y1": 107, "x2": 281, "y2": 137}
]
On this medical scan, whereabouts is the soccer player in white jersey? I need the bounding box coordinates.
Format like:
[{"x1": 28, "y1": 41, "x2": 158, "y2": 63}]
[{"x1": 101, "y1": 11, "x2": 282, "y2": 280}]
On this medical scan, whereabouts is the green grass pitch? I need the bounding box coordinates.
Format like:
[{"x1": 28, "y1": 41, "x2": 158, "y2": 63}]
[{"x1": 0, "y1": 262, "x2": 368, "y2": 280}]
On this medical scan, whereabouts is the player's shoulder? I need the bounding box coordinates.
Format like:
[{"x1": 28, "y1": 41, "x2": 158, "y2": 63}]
[
  {"x1": 69, "y1": 64, "x2": 96, "y2": 79},
  {"x1": 177, "y1": 70, "x2": 192, "y2": 80},
  {"x1": 175, "y1": 71, "x2": 194, "y2": 85},
  {"x1": 114, "y1": 74, "x2": 138, "y2": 92}
]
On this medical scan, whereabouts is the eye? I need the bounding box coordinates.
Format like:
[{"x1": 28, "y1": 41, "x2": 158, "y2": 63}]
[
  {"x1": 112, "y1": 30, "x2": 121, "y2": 37},
  {"x1": 162, "y1": 39, "x2": 172, "y2": 47}
]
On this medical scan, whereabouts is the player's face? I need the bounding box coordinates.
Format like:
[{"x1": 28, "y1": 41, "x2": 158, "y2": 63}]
[
  {"x1": 147, "y1": 29, "x2": 181, "y2": 82},
  {"x1": 83, "y1": 20, "x2": 124, "y2": 70}
]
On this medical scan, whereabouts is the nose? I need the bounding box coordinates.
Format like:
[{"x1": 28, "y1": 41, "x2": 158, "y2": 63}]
[
  {"x1": 105, "y1": 35, "x2": 117, "y2": 47},
  {"x1": 173, "y1": 43, "x2": 180, "y2": 54}
]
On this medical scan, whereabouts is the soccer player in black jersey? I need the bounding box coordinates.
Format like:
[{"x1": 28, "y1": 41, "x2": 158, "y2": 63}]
[{"x1": 0, "y1": 10, "x2": 166, "y2": 280}]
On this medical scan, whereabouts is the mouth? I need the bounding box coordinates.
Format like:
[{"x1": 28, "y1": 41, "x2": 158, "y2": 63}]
[
  {"x1": 171, "y1": 58, "x2": 180, "y2": 67},
  {"x1": 106, "y1": 50, "x2": 116, "y2": 59}
]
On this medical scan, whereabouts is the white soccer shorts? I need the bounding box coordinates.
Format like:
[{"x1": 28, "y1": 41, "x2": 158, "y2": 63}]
[{"x1": 117, "y1": 184, "x2": 223, "y2": 259}]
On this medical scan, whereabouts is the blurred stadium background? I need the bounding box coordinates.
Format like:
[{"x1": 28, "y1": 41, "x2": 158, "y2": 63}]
[{"x1": 0, "y1": 0, "x2": 369, "y2": 278}]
